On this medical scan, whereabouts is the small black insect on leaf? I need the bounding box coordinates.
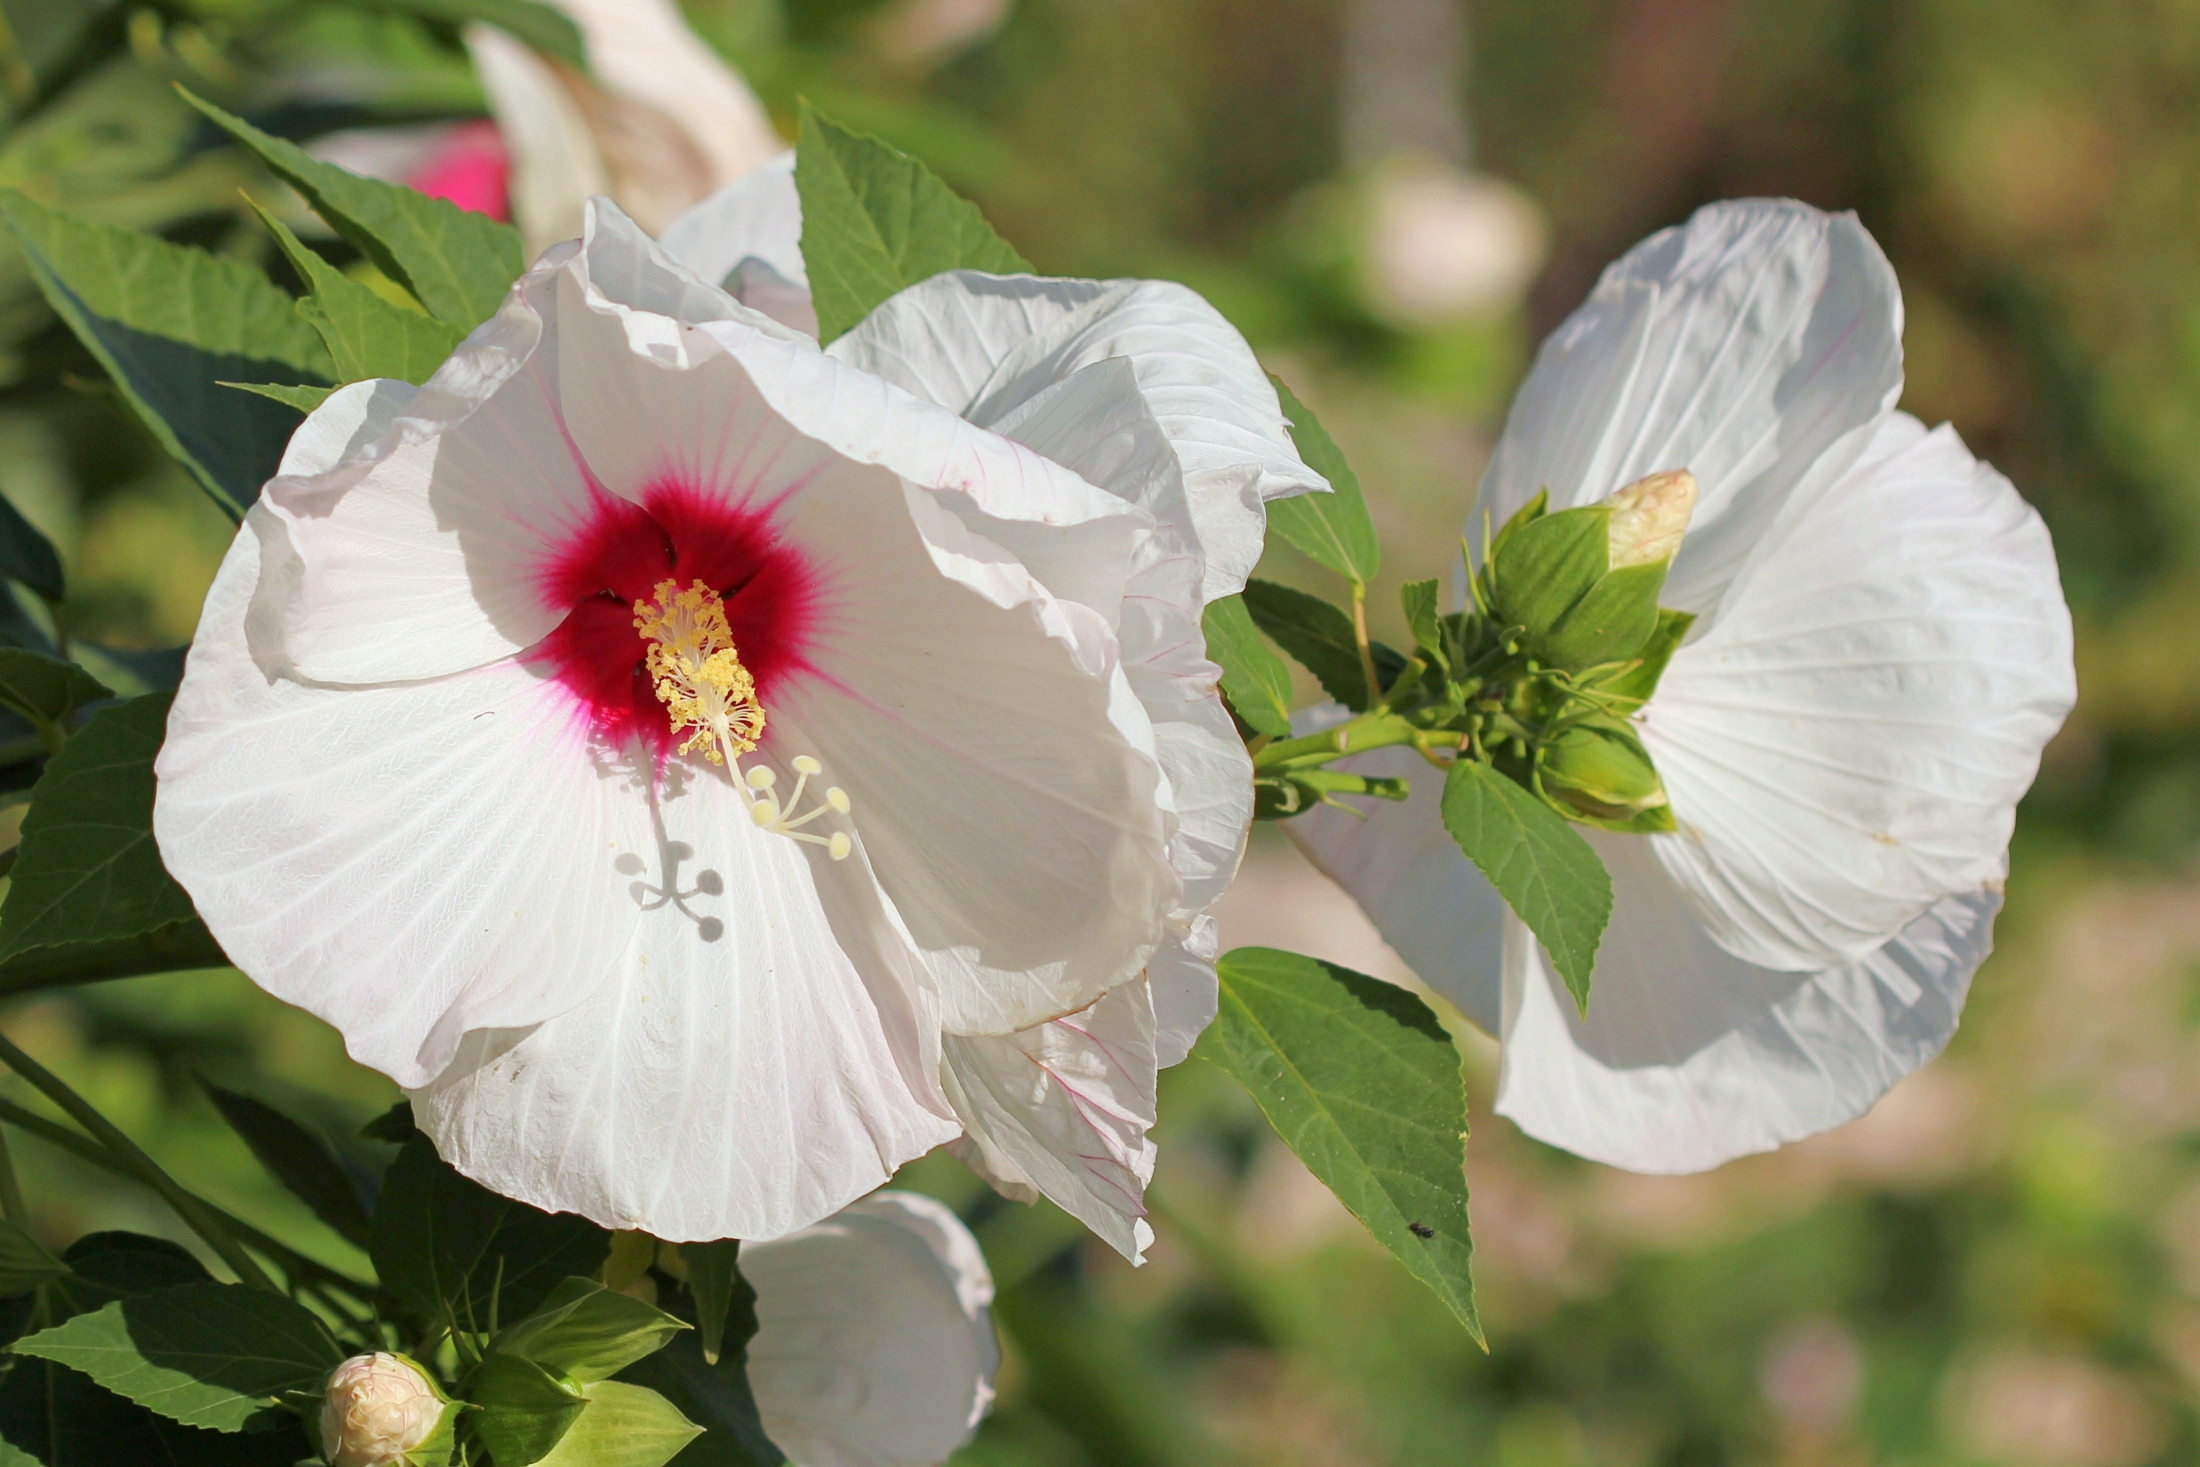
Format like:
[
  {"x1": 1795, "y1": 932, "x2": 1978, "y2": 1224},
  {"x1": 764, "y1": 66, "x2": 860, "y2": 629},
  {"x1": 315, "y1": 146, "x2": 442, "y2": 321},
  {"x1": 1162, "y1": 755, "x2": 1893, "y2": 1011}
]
[{"x1": 1408, "y1": 1222, "x2": 1435, "y2": 1239}]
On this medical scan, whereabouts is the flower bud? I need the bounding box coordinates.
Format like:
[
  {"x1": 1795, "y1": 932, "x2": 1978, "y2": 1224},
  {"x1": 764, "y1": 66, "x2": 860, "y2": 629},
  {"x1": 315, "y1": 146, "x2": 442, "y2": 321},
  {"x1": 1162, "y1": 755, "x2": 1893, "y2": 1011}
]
[
  {"x1": 1603, "y1": 469, "x2": 1698, "y2": 569},
  {"x1": 1540, "y1": 717, "x2": 1671, "y2": 827},
  {"x1": 319, "y1": 1353, "x2": 447, "y2": 1467}
]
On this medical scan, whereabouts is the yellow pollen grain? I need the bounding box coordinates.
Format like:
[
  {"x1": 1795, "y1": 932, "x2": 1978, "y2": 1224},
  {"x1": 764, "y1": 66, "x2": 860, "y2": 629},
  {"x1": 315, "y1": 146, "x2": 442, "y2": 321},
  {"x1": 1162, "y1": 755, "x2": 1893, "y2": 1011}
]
[{"x1": 632, "y1": 578, "x2": 766, "y2": 764}]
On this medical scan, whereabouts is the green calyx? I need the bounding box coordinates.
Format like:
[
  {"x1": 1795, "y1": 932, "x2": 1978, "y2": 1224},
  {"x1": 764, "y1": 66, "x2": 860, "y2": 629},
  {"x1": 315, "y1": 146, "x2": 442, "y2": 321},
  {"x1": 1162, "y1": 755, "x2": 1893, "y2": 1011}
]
[{"x1": 1249, "y1": 487, "x2": 1698, "y2": 832}]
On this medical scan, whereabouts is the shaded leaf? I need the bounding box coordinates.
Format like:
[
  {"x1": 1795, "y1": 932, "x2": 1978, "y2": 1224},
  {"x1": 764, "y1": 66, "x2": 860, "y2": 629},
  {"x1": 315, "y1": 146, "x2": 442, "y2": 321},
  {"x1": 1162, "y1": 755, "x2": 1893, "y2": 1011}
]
[
  {"x1": 0, "y1": 497, "x2": 62, "y2": 605},
  {"x1": 0, "y1": 190, "x2": 331, "y2": 516},
  {"x1": 616, "y1": 1271, "x2": 782, "y2": 1467},
  {"x1": 472, "y1": 1353, "x2": 587, "y2": 1467},
  {"x1": 1196, "y1": 947, "x2": 1480, "y2": 1342},
  {"x1": 1265, "y1": 379, "x2": 1379, "y2": 584},
  {"x1": 182, "y1": 90, "x2": 523, "y2": 330},
  {"x1": 1439, "y1": 759, "x2": 1611, "y2": 1011},
  {"x1": 199, "y1": 1082, "x2": 374, "y2": 1250},
  {"x1": 0, "y1": 921, "x2": 228, "y2": 1001},
  {"x1": 370, "y1": 1136, "x2": 610, "y2": 1332},
  {"x1": 1240, "y1": 578, "x2": 1403, "y2": 711},
  {"x1": 0, "y1": 651, "x2": 108, "y2": 741},
  {"x1": 0, "y1": 694, "x2": 199, "y2": 962},
  {"x1": 13, "y1": 1281, "x2": 341, "y2": 1432},
  {"x1": 369, "y1": 0, "x2": 588, "y2": 67},
  {"x1": 0, "y1": 1359, "x2": 308, "y2": 1466},
  {"x1": 1201, "y1": 595, "x2": 1292, "y2": 738},
  {"x1": 794, "y1": 102, "x2": 1029, "y2": 343},
  {"x1": 0, "y1": 1221, "x2": 65, "y2": 1297}
]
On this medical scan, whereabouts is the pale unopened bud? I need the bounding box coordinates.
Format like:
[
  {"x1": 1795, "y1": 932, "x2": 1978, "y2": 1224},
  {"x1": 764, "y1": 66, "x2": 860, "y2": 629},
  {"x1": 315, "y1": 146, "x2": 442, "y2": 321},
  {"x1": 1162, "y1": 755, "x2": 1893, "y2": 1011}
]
[
  {"x1": 319, "y1": 1353, "x2": 444, "y2": 1467},
  {"x1": 1603, "y1": 469, "x2": 1698, "y2": 569}
]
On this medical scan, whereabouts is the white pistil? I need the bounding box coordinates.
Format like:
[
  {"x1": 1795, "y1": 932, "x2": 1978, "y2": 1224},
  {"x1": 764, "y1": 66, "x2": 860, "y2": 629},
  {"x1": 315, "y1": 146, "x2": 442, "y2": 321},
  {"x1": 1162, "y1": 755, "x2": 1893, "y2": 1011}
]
[{"x1": 635, "y1": 579, "x2": 855, "y2": 861}]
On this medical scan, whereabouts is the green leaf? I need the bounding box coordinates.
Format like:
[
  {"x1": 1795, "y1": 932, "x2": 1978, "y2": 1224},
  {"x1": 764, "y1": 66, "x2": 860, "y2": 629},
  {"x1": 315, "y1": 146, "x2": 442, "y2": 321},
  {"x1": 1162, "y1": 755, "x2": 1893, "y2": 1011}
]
[
  {"x1": 0, "y1": 694, "x2": 199, "y2": 963},
  {"x1": 248, "y1": 201, "x2": 466, "y2": 385},
  {"x1": 0, "y1": 497, "x2": 63, "y2": 605},
  {"x1": 180, "y1": 90, "x2": 524, "y2": 330},
  {"x1": 1400, "y1": 577, "x2": 1446, "y2": 684},
  {"x1": 1598, "y1": 608, "x2": 1697, "y2": 705},
  {"x1": 0, "y1": 921, "x2": 228, "y2": 1000},
  {"x1": 221, "y1": 381, "x2": 335, "y2": 413},
  {"x1": 199, "y1": 1082, "x2": 374, "y2": 1250},
  {"x1": 616, "y1": 1270, "x2": 781, "y2": 1467},
  {"x1": 368, "y1": 0, "x2": 588, "y2": 67},
  {"x1": 472, "y1": 1354, "x2": 588, "y2": 1467},
  {"x1": 0, "y1": 1362, "x2": 308, "y2": 1467},
  {"x1": 370, "y1": 1136, "x2": 611, "y2": 1332},
  {"x1": 13, "y1": 1281, "x2": 342, "y2": 1432},
  {"x1": 1439, "y1": 759, "x2": 1611, "y2": 1011},
  {"x1": 1195, "y1": 948, "x2": 1480, "y2": 1343},
  {"x1": 0, "y1": 190, "x2": 332, "y2": 516},
  {"x1": 0, "y1": 1220, "x2": 67, "y2": 1296},
  {"x1": 1265, "y1": 379, "x2": 1380, "y2": 584},
  {"x1": 0, "y1": 651, "x2": 109, "y2": 744},
  {"x1": 492, "y1": 1277, "x2": 686, "y2": 1384},
  {"x1": 794, "y1": 101, "x2": 1030, "y2": 343},
  {"x1": 1241, "y1": 578, "x2": 1405, "y2": 712},
  {"x1": 678, "y1": 1241, "x2": 742, "y2": 1367},
  {"x1": 535, "y1": 1382, "x2": 702, "y2": 1467},
  {"x1": 1201, "y1": 595, "x2": 1293, "y2": 738}
]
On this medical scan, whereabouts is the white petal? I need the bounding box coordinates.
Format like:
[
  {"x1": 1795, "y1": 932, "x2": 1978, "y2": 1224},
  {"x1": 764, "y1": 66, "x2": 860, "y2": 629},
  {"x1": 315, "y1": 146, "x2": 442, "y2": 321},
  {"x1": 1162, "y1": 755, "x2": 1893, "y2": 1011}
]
[
  {"x1": 940, "y1": 982, "x2": 1158, "y2": 1262},
  {"x1": 657, "y1": 152, "x2": 816, "y2": 336},
  {"x1": 547, "y1": 0, "x2": 781, "y2": 190},
  {"x1": 1644, "y1": 412, "x2": 2075, "y2": 970},
  {"x1": 1285, "y1": 734, "x2": 1508, "y2": 1035},
  {"x1": 466, "y1": 25, "x2": 605, "y2": 254},
  {"x1": 154, "y1": 516, "x2": 646, "y2": 1089},
  {"x1": 1476, "y1": 199, "x2": 1903, "y2": 624},
  {"x1": 1495, "y1": 832, "x2": 1999, "y2": 1173},
  {"x1": 1149, "y1": 914, "x2": 1218, "y2": 1069},
  {"x1": 410, "y1": 766, "x2": 959, "y2": 1242},
  {"x1": 828, "y1": 271, "x2": 1327, "y2": 601},
  {"x1": 744, "y1": 1192, "x2": 997, "y2": 1467}
]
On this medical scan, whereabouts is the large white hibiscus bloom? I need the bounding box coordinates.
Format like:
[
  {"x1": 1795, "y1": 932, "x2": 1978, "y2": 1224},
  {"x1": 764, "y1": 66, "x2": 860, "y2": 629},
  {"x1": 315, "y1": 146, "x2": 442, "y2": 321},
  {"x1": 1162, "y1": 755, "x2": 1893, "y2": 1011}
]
[
  {"x1": 153, "y1": 198, "x2": 1196, "y2": 1241},
  {"x1": 744, "y1": 1191, "x2": 997, "y2": 1467},
  {"x1": 1293, "y1": 199, "x2": 2074, "y2": 1173},
  {"x1": 659, "y1": 162, "x2": 1325, "y2": 1256}
]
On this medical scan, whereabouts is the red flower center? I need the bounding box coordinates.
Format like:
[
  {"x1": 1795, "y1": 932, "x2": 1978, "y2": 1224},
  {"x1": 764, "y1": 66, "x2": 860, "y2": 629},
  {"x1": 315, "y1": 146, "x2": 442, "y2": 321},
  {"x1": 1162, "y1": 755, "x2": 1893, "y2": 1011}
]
[{"x1": 532, "y1": 481, "x2": 817, "y2": 756}]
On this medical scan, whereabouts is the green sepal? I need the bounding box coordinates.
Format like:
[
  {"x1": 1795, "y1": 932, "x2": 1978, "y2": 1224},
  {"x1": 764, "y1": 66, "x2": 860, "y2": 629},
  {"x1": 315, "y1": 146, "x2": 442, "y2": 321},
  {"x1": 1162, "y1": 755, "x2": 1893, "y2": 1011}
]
[
  {"x1": 1540, "y1": 558, "x2": 1667, "y2": 671},
  {"x1": 1439, "y1": 758, "x2": 1611, "y2": 1014},
  {"x1": 1201, "y1": 595, "x2": 1293, "y2": 738},
  {"x1": 401, "y1": 1394, "x2": 464, "y2": 1467},
  {"x1": 1485, "y1": 503, "x2": 1608, "y2": 651},
  {"x1": 489, "y1": 1277, "x2": 687, "y2": 1384},
  {"x1": 470, "y1": 1354, "x2": 588, "y2": 1467},
  {"x1": 676, "y1": 1241, "x2": 742, "y2": 1367},
  {"x1": 1596, "y1": 608, "x2": 1697, "y2": 705},
  {"x1": 1267, "y1": 378, "x2": 1381, "y2": 584},
  {"x1": 1538, "y1": 716, "x2": 1670, "y2": 827},
  {"x1": 531, "y1": 1381, "x2": 701, "y2": 1467},
  {"x1": 1255, "y1": 768, "x2": 1411, "y2": 821},
  {"x1": 0, "y1": 1217, "x2": 70, "y2": 1295}
]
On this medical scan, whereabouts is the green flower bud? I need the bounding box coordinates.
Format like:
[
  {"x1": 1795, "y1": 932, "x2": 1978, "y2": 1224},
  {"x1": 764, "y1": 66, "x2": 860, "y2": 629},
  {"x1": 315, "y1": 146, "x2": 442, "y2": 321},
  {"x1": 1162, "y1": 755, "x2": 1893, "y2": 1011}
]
[
  {"x1": 1540, "y1": 717, "x2": 1670, "y2": 826},
  {"x1": 1603, "y1": 469, "x2": 1697, "y2": 569}
]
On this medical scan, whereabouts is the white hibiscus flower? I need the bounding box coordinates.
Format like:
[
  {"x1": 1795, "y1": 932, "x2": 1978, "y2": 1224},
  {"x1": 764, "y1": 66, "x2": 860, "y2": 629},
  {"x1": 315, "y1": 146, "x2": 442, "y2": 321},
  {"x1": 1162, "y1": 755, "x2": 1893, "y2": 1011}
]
[
  {"x1": 658, "y1": 161, "x2": 1327, "y2": 1257},
  {"x1": 743, "y1": 1191, "x2": 998, "y2": 1467},
  {"x1": 153, "y1": 198, "x2": 1195, "y2": 1242},
  {"x1": 1291, "y1": 199, "x2": 2075, "y2": 1173}
]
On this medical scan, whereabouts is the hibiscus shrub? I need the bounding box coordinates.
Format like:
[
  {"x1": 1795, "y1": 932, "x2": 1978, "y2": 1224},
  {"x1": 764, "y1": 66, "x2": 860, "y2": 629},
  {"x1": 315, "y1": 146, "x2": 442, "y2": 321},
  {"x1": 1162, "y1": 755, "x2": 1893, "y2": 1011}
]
[{"x1": 0, "y1": 52, "x2": 2072, "y2": 1467}]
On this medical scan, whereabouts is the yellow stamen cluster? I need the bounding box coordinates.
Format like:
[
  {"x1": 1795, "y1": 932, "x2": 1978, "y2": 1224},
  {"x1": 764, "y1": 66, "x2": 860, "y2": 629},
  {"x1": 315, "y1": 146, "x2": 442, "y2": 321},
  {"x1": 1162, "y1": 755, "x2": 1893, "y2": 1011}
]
[{"x1": 633, "y1": 578, "x2": 765, "y2": 766}]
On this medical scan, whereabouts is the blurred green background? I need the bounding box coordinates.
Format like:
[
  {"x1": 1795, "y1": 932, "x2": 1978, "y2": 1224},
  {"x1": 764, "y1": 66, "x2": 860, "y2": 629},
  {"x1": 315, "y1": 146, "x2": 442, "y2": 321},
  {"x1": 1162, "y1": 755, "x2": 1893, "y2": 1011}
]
[{"x1": 0, "y1": 0, "x2": 2194, "y2": 1462}]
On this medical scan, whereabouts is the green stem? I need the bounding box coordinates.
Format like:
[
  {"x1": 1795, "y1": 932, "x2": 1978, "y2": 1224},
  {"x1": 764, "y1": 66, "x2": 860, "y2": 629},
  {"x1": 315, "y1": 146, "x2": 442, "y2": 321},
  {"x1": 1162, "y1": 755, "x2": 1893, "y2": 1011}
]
[
  {"x1": 1350, "y1": 581, "x2": 1380, "y2": 708},
  {"x1": 1251, "y1": 709, "x2": 1421, "y2": 774},
  {"x1": 0, "y1": 1125, "x2": 26, "y2": 1226},
  {"x1": 0, "y1": 1034, "x2": 278, "y2": 1291},
  {"x1": 0, "y1": 1095, "x2": 384, "y2": 1304}
]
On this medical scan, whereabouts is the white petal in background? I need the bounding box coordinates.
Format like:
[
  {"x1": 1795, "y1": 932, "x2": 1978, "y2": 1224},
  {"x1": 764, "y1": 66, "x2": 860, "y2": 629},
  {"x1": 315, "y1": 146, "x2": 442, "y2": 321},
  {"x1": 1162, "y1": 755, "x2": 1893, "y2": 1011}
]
[
  {"x1": 655, "y1": 152, "x2": 817, "y2": 337},
  {"x1": 940, "y1": 982, "x2": 1159, "y2": 1262},
  {"x1": 1643, "y1": 411, "x2": 2075, "y2": 971},
  {"x1": 1474, "y1": 199, "x2": 1904, "y2": 625},
  {"x1": 745, "y1": 1191, "x2": 998, "y2": 1467}
]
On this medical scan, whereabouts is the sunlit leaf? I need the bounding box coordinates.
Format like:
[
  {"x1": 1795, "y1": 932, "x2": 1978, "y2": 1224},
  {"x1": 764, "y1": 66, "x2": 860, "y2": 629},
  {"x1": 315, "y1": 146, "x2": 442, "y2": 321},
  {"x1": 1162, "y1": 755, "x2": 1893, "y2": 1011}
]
[
  {"x1": 493, "y1": 1277, "x2": 687, "y2": 1384},
  {"x1": 1202, "y1": 595, "x2": 1293, "y2": 738},
  {"x1": 534, "y1": 1381, "x2": 702, "y2": 1467},
  {"x1": 1266, "y1": 378, "x2": 1380, "y2": 584},
  {"x1": 249, "y1": 202, "x2": 465, "y2": 385},
  {"x1": 1439, "y1": 759, "x2": 1610, "y2": 1011}
]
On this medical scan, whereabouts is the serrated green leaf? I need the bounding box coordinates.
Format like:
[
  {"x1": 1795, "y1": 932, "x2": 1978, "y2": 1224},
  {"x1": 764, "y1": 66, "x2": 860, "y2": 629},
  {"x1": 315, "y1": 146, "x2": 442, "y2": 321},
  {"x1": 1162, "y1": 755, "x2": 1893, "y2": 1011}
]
[
  {"x1": 1202, "y1": 595, "x2": 1293, "y2": 738},
  {"x1": 13, "y1": 1281, "x2": 341, "y2": 1432},
  {"x1": 0, "y1": 650, "x2": 109, "y2": 742},
  {"x1": 534, "y1": 1381, "x2": 702, "y2": 1467},
  {"x1": 0, "y1": 1360, "x2": 308, "y2": 1467},
  {"x1": 220, "y1": 380, "x2": 335, "y2": 412},
  {"x1": 248, "y1": 201, "x2": 466, "y2": 384},
  {"x1": 181, "y1": 90, "x2": 523, "y2": 330},
  {"x1": 0, "y1": 190, "x2": 332, "y2": 516},
  {"x1": 370, "y1": 0, "x2": 588, "y2": 67},
  {"x1": 199, "y1": 1082, "x2": 374, "y2": 1251},
  {"x1": 370, "y1": 1136, "x2": 611, "y2": 1332},
  {"x1": 0, "y1": 694, "x2": 198, "y2": 962},
  {"x1": 1266, "y1": 379, "x2": 1380, "y2": 584},
  {"x1": 794, "y1": 102, "x2": 1030, "y2": 343},
  {"x1": 0, "y1": 497, "x2": 63, "y2": 605},
  {"x1": 0, "y1": 1220, "x2": 66, "y2": 1296},
  {"x1": 1439, "y1": 759, "x2": 1611, "y2": 1011},
  {"x1": 472, "y1": 1354, "x2": 587, "y2": 1467},
  {"x1": 493, "y1": 1277, "x2": 686, "y2": 1384},
  {"x1": 1241, "y1": 578, "x2": 1404, "y2": 711},
  {"x1": 677, "y1": 1241, "x2": 741, "y2": 1367},
  {"x1": 1195, "y1": 947, "x2": 1480, "y2": 1342}
]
